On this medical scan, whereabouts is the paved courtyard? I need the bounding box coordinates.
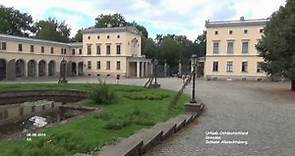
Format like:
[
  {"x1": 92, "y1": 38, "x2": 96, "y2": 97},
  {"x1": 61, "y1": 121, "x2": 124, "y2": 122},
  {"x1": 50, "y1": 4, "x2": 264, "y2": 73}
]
[{"x1": 1, "y1": 77, "x2": 294, "y2": 155}]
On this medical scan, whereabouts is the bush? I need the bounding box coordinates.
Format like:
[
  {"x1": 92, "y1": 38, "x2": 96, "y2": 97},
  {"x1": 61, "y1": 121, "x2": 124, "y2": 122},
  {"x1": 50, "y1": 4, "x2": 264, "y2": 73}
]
[
  {"x1": 103, "y1": 119, "x2": 130, "y2": 130},
  {"x1": 93, "y1": 112, "x2": 113, "y2": 121},
  {"x1": 124, "y1": 92, "x2": 169, "y2": 101},
  {"x1": 89, "y1": 83, "x2": 115, "y2": 105}
]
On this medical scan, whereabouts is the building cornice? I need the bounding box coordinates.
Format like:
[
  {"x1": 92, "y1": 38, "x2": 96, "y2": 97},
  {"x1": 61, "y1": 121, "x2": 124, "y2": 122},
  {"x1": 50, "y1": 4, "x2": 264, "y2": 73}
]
[
  {"x1": 205, "y1": 18, "x2": 269, "y2": 28},
  {"x1": 82, "y1": 26, "x2": 142, "y2": 36},
  {"x1": 0, "y1": 34, "x2": 82, "y2": 48}
]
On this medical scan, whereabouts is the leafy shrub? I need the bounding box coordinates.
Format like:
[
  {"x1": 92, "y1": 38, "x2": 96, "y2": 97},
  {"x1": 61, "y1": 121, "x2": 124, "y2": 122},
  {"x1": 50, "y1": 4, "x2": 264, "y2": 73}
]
[
  {"x1": 89, "y1": 83, "x2": 116, "y2": 105},
  {"x1": 93, "y1": 112, "x2": 113, "y2": 121},
  {"x1": 124, "y1": 92, "x2": 169, "y2": 100},
  {"x1": 103, "y1": 119, "x2": 130, "y2": 130}
]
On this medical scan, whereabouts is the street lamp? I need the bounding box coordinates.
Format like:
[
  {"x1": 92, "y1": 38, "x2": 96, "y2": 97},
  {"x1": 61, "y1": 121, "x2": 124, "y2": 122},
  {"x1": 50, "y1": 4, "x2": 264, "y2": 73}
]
[
  {"x1": 154, "y1": 59, "x2": 158, "y2": 85},
  {"x1": 58, "y1": 56, "x2": 68, "y2": 83},
  {"x1": 190, "y1": 54, "x2": 198, "y2": 103}
]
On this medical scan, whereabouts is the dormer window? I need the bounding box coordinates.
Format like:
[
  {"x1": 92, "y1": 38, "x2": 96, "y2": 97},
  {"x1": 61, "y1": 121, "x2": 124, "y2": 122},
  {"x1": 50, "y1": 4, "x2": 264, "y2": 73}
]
[{"x1": 229, "y1": 30, "x2": 233, "y2": 35}]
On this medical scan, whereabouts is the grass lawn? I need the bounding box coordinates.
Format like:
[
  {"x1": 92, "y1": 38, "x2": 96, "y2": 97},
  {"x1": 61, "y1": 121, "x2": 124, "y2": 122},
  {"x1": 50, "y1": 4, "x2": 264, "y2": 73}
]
[{"x1": 0, "y1": 83, "x2": 189, "y2": 156}]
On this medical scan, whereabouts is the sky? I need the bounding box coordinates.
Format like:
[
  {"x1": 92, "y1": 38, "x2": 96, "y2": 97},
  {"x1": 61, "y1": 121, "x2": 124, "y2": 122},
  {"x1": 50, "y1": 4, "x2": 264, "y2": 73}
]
[{"x1": 1, "y1": 0, "x2": 286, "y2": 40}]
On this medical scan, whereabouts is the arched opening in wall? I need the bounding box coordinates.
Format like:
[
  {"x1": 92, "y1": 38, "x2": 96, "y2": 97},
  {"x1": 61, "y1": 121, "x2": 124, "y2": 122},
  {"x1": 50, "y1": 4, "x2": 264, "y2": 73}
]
[
  {"x1": 78, "y1": 62, "x2": 83, "y2": 76},
  {"x1": 38, "y1": 60, "x2": 46, "y2": 77},
  {"x1": 0, "y1": 59, "x2": 7, "y2": 80},
  {"x1": 15, "y1": 59, "x2": 25, "y2": 78},
  {"x1": 71, "y1": 62, "x2": 77, "y2": 76},
  {"x1": 48, "y1": 60, "x2": 56, "y2": 77},
  {"x1": 27, "y1": 60, "x2": 37, "y2": 77}
]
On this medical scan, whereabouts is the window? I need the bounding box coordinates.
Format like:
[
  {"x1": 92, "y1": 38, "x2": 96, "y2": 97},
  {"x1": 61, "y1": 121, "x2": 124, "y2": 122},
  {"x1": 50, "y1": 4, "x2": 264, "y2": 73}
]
[
  {"x1": 97, "y1": 36, "x2": 100, "y2": 39},
  {"x1": 213, "y1": 61, "x2": 218, "y2": 72},
  {"x1": 107, "y1": 35, "x2": 110, "y2": 39},
  {"x1": 257, "y1": 62, "x2": 263, "y2": 73},
  {"x1": 88, "y1": 36, "x2": 91, "y2": 39},
  {"x1": 106, "y1": 45, "x2": 111, "y2": 55},
  {"x1": 244, "y1": 29, "x2": 248, "y2": 34},
  {"x1": 51, "y1": 47, "x2": 54, "y2": 54},
  {"x1": 97, "y1": 61, "x2": 101, "y2": 70},
  {"x1": 96, "y1": 45, "x2": 101, "y2": 55},
  {"x1": 18, "y1": 44, "x2": 22, "y2": 51},
  {"x1": 72, "y1": 49, "x2": 75, "y2": 55},
  {"x1": 227, "y1": 42, "x2": 234, "y2": 54},
  {"x1": 229, "y1": 30, "x2": 233, "y2": 34},
  {"x1": 30, "y1": 45, "x2": 34, "y2": 52},
  {"x1": 41, "y1": 46, "x2": 44, "y2": 53},
  {"x1": 106, "y1": 61, "x2": 110, "y2": 70},
  {"x1": 242, "y1": 41, "x2": 249, "y2": 53},
  {"x1": 1, "y1": 42, "x2": 6, "y2": 50},
  {"x1": 213, "y1": 42, "x2": 219, "y2": 54},
  {"x1": 259, "y1": 29, "x2": 264, "y2": 33},
  {"x1": 64, "y1": 49, "x2": 67, "y2": 54},
  {"x1": 226, "y1": 61, "x2": 233, "y2": 72},
  {"x1": 116, "y1": 45, "x2": 121, "y2": 54},
  {"x1": 214, "y1": 31, "x2": 218, "y2": 35},
  {"x1": 117, "y1": 35, "x2": 120, "y2": 38},
  {"x1": 79, "y1": 49, "x2": 82, "y2": 55},
  {"x1": 116, "y1": 61, "x2": 120, "y2": 70},
  {"x1": 61, "y1": 48, "x2": 63, "y2": 54},
  {"x1": 241, "y1": 61, "x2": 248, "y2": 72},
  {"x1": 87, "y1": 45, "x2": 92, "y2": 55},
  {"x1": 87, "y1": 61, "x2": 91, "y2": 69}
]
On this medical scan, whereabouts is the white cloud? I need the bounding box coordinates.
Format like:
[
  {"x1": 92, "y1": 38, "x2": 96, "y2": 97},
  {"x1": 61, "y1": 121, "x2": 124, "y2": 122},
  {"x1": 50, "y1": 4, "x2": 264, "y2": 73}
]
[{"x1": 1, "y1": 0, "x2": 286, "y2": 40}]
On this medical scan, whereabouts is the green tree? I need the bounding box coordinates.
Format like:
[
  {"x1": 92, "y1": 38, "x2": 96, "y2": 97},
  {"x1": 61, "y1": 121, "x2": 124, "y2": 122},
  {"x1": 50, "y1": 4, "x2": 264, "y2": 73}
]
[
  {"x1": 72, "y1": 29, "x2": 83, "y2": 42},
  {"x1": 34, "y1": 18, "x2": 71, "y2": 43},
  {"x1": 256, "y1": 0, "x2": 295, "y2": 91},
  {"x1": 95, "y1": 13, "x2": 127, "y2": 28},
  {"x1": 159, "y1": 38, "x2": 180, "y2": 67},
  {"x1": 0, "y1": 5, "x2": 35, "y2": 36},
  {"x1": 143, "y1": 38, "x2": 158, "y2": 58},
  {"x1": 195, "y1": 31, "x2": 207, "y2": 57}
]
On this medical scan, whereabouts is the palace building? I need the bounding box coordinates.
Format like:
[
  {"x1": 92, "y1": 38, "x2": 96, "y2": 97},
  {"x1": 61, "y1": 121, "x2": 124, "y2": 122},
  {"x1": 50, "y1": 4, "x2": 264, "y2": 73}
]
[
  {"x1": 204, "y1": 17, "x2": 268, "y2": 80},
  {"x1": 0, "y1": 26, "x2": 152, "y2": 81}
]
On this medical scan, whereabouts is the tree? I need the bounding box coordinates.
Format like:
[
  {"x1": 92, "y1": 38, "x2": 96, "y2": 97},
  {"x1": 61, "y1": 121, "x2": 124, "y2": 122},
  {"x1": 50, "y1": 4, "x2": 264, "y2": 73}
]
[
  {"x1": 159, "y1": 38, "x2": 181, "y2": 67},
  {"x1": 72, "y1": 29, "x2": 83, "y2": 42},
  {"x1": 143, "y1": 38, "x2": 158, "y2": 58},
  {"x1": 195, "y1": 31, "x2": 207, "y2": 57},
  {"x1": 256, "y1": 0, "x2": 295, "y2": 91},
  {"x1": 34, "y1": 18, "x2": 71, "y2": 43},
  {"x1": 95, "y1": 13, "x2": 127, "y2": 28},
  {"x1": 0, "y1": 5, "x2": 35, "y2": 36}
]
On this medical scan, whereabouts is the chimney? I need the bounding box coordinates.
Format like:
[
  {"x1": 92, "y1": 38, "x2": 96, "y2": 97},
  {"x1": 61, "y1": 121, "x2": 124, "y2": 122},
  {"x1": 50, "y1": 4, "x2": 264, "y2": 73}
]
[{"x1": 240, "y1": 16, "x2": 245, "y2": 21}]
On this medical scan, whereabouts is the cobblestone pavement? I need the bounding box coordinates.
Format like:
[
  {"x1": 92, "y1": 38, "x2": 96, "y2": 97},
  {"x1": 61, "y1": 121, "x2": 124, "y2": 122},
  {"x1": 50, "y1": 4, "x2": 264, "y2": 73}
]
[
  {"x1": 146, "y1": 79, "x2": 295, "y2": 156},
  {"x1": 1, "y1": 77, "x2": 295, "y2": 156}
]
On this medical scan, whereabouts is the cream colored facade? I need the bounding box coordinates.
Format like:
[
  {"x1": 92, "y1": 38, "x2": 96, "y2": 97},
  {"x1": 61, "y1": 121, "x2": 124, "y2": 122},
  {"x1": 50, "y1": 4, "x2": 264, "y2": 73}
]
[
  {"x1": 204, "y1": 18, "x2": 268, "y2": 80},
  {"x1": 0, "y1": 26, "x2": 151, "y2": 81}
]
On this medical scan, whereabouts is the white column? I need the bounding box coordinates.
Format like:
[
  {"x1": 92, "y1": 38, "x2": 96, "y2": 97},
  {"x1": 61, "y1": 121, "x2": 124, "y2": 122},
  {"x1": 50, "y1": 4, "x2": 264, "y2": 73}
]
[
  {"x1": 24, "y1": 61, "x2": 28, "y2": 77},
  {"x1": 136, "y1": 61, "x2": 140, "y2": 78},
  {"x1": 36, "y1": 63, "x2": 39, "y2": 78}
]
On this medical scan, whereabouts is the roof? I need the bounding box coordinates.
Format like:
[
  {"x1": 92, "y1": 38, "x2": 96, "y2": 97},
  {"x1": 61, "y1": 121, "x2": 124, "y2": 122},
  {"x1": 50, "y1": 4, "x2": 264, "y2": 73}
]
[
  {"x1": 205, "y1": 18, "x2": 269, "y2": 28},
  {"x1": 82, "y1": 26, "x2": 141, "y2": 35},
  {"x1": 0, "y1": 34, "x2": 82, "y2": 48}
]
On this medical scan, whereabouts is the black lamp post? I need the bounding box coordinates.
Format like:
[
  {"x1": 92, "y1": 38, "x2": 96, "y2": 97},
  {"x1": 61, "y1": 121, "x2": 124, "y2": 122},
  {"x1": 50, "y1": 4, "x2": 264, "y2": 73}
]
[
  {"x1": 58, "y1": 57, "x2": 68, "y2": 83},
  {"x1": 190, "y1": 54, "x2": 198, "y2": 103}
]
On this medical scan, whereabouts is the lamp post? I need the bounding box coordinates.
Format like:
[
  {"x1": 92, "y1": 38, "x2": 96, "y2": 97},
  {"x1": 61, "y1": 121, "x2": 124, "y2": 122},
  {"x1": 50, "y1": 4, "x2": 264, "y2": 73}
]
[
  {"x1": 151, "y1": 58, "x2": 160, "y2": 88},
  {"x1": 190, "y1": 54, "x2": 198, "y2": 103},
  {"x1": 58, "y1": 56, "x2": 68, "y2": 83}
]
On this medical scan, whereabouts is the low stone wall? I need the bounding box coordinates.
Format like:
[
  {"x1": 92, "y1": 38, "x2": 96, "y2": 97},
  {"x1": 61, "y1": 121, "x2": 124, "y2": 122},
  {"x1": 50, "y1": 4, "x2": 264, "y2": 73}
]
[{"x1": 0, "y1": 90, "x2": 88, "y2": 105}]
